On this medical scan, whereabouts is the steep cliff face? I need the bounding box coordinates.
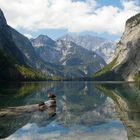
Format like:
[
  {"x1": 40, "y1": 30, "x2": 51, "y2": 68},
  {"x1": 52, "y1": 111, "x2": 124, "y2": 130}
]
[
  {"x1": 0, "y1": 10, "x2": 26, "y2": 65},
  {"x1": 95, "y1": 13, "x2": 140, "y2": 81},
  {"x1": 0, "y1": 9, "x2": 27, "y2": 80},
  {"x1": 114, "y1": 13, "x2": 140, "y2": 81}
]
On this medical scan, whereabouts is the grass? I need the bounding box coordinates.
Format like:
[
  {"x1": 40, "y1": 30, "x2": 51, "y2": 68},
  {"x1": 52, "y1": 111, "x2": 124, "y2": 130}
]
[
  {"x1": 134, "y1": 73, "x2": 140, "y2": 82},
  {"x1": 16, "y1": 65, "x2": 64, "y2": 81},
  {"x1": 94, "y1": 56, "x2": 118, "y2": 78},
  {"x1": 96, "y1": 85, "x2": 118, "y2": 102},
  {"x1": 15, "y1": 65, "x2": 47, "y2": 80},
  {"x1": 15, "y1": 83, "x2": 40, "y2": 98}
]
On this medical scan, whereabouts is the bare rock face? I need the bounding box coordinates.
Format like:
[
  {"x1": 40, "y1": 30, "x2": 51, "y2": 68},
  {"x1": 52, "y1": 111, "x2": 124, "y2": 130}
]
[
  {"x1": 113, "y1": 13, "x2": 140, "y2": 81},
  {"x1": 95, "y1": 13, "x2": 140, "y2": 81}
]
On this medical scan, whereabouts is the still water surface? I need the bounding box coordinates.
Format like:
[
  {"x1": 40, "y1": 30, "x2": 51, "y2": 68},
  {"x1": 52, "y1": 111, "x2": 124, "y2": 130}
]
[{"x1": 0, "y1": 81, "x2": 139, "y2": 140}]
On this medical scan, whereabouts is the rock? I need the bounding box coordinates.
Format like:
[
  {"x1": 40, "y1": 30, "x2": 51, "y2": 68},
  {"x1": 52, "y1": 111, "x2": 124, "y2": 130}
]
[{"x1": 95, "y1": 12, "x2": 140, "y2": 81}]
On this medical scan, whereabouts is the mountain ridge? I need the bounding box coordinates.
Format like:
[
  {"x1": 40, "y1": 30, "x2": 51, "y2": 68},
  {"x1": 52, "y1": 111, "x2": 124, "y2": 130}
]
[
  {"x1": 58, "y1": 34, "x2": 116, "y2": 63},
  {"x1": 31, "y1": 34, "x2": 106, "y2": 78}
]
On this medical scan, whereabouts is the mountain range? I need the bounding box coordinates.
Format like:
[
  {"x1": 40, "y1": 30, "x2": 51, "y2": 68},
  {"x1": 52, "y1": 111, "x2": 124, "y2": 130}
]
[
  {"x1": 58, "y1": 34, "x2": 116, "y2": 63},
  {"x1": 0, "y1": 9, "x2": 63, "y2": 81},
  {"x1": 0, "y1": 9, "x2": 114, "y2": 81},
  {"x1": 2, "y1": 9, "x2": 139, "y2": 81},
  {"x1": 31, "y1": 35, "x2": 106, "y2": 78}
]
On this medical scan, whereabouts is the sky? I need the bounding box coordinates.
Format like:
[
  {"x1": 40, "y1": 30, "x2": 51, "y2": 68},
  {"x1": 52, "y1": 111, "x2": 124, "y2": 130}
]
[{"x1": 0, "y1": 0, "x2": 140, "y2": 40}]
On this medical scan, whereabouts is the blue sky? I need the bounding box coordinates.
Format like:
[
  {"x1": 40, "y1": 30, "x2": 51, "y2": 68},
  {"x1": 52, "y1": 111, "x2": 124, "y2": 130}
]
[
  {"x1": 0, "y1": 0, "x2": 140, "y2": 40},
  {"x1": 20, "y1": 28, "x2": 120, "y2": 41},
  {"x1": 98, "y1": 0, "x2": 122, "y2": 7}
]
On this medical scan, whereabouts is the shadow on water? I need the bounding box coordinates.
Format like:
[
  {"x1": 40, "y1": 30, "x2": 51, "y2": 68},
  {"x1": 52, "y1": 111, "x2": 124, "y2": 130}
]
[{"x1": 0, "y1": 81, "x2": 139, "y2": 140}]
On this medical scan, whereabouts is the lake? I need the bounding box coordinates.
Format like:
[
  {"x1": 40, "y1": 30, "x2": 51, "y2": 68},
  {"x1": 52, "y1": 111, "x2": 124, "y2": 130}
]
[{"x1": 0, "y1": 81, "x2": 140, "y2": 140}]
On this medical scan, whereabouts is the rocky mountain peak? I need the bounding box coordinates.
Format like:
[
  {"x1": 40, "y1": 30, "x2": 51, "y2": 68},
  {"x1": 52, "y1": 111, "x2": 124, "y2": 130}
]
[
  {"x1": 57, "y1": 38, "x2": 73, "y2": 46},
  {"x1": 0, "y1": 9, "x2": 7, "y2": 29},
  {"x1": 37, "y1": 34, "x2": 50, "y2": 39},
  {"x1": 126, "y1": 13, "x2": 140, "y2": 29},
  {"x1": 31, "y1": 34, "x2": 55, "y2": 48}
]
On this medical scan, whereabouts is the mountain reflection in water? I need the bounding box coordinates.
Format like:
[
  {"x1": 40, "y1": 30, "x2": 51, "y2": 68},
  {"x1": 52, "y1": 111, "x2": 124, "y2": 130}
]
[{"x1": 0, "y1": 82, "x2": 139, "y2": 140}]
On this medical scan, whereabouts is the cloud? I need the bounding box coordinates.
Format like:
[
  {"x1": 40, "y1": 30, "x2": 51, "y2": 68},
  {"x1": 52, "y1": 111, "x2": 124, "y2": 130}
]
[
  {"x1": 23, "y1": 33, "x2": 33, "y2": 39},
  {"x1": 0, "y1": 0, "x2": 140, "y2": 35}
]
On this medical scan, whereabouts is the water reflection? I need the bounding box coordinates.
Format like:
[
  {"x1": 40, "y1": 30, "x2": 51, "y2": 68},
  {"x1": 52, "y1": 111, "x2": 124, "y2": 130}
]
[
  {"x1": 0, "y1": 82, "x2": 139, "y2": 140},
  {"x1": 5, "y1": 120, "x2": 127, "y2": 140},
  {"x1": 97, "y1": 83, "x2": 140, "y2": 140}
]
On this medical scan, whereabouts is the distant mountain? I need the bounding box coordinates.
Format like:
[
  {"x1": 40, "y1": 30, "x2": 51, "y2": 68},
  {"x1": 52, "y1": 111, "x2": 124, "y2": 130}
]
[
  {"x1": 59, "y1": 34, "x2": 116, "y2": 63},
  {"x1": 94, "y1": 12, "x2": 140, "y2": 81},
  {"x1": 31, "y1": 35, "x2": 106, "y2": 78},
  {"x1": 10, "y1": 29, "x2": 64, "y2": 77},
  {"x1": 56, "y1": 39, "x2": 106, "y2": 77},
  {"x1": 0, "y1": 9, "x2": 112, "y2": 80},
  {"x1": 10, "y1": 28, "x2": 43, "y2": 68},
  {"x1": 31, "y1": 35, "x2": 61, "y2": 64},
  {"x1": 31, "y1": 35, "x2": 55, "y2": 48}
]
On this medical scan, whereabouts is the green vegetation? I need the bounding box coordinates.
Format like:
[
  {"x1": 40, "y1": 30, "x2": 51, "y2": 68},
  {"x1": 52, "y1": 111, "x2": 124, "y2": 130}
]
[
  {"x1": 51, "y1": 76, "x2": 63, "y2": 81},
  {"x1": 96, "y1": 85, "x2": 118, "y2": 102},
  {"x1": 16, "y1": 65, "x2": 65, "y2": 81},
  {"x1": 134, "y1": 73, "x2": 140, "y2": 82},
  {"x1": 94, "y1": 56, "x2": 118, "y2": 78},
  {"x1": 15, "y1": 65, "x2": 47, "y2": 80},
  {"x1": 15, "y1": 83, "x2": 40, "y2": 97},
  {"x1": 0, "y1": 49, "x2": 63, "y2": 81}
]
